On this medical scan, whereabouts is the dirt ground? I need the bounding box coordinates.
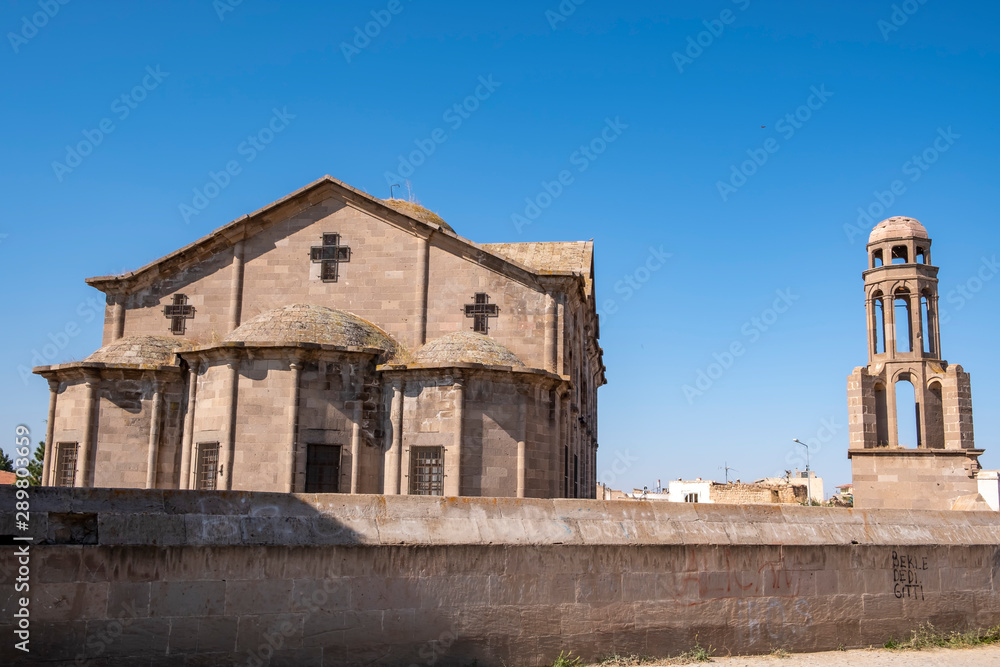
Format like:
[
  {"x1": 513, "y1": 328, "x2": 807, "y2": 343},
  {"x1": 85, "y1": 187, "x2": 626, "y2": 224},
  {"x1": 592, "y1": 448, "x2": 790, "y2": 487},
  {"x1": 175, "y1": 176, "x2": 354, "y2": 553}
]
[{"x1": 667, "y1": 644, "x2": 1000, "y2": 666}]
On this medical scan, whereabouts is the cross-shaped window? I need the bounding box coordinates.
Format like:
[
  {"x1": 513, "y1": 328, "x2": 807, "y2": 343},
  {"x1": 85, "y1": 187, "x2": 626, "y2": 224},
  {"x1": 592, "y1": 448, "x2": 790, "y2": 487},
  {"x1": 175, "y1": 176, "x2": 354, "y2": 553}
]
[
  {"x1": 310, "y1": 233, "x2": 351, "y2": 282},
  {"x1": 163, "y1": 294, "x2": 195, "y2": 335},
  {"x1": 465, "y1": 293, "x2": 499, "y2": 335}
]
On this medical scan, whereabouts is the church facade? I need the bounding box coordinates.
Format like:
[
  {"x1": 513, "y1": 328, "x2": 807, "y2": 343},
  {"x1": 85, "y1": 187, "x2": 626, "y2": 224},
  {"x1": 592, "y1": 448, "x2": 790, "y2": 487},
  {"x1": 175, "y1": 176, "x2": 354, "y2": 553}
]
[{"x1": 34, "y1": 176, "x2": 605, "y2": 498}]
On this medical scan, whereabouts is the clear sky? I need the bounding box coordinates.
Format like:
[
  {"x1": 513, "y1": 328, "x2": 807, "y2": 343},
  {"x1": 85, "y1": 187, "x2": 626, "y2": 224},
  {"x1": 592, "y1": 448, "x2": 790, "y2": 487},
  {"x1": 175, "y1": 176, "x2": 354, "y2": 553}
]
[{"x1": 2, "y1": 0, "x2": 998, "y2": 495}]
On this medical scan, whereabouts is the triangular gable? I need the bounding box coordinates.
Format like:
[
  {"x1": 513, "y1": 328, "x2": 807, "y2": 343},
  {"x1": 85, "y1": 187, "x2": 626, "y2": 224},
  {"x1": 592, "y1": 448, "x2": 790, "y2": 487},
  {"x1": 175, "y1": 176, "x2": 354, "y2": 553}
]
[{"x1": 85, "y1": 175, "x2": 588, "y2": 298}]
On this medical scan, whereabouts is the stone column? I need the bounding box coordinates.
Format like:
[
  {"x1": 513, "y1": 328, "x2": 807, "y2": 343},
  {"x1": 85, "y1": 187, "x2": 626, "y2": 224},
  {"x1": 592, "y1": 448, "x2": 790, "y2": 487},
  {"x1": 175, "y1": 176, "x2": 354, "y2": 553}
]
[
  {"x1": 285, "y1": 360, "x2": 303, "y2": 493},
  {"x1": 556, "y1": 294, "x2": 565, "y2": 375},
  {"x1": 415, "y1": 235, "x2": 430, "y2": 346},
  {"x1": 350, "y1": 391, "x2": 363, "y2": 494},
  {"x1": 229, "y1": 240, "x2": 245, "y2": 333},
  {"x1": 42, "y1": 379, "x2": 59, "y2": 486},
  {"x1": 885, "y1": 292, "x2": 897, "y2": 358},
  {"x1": 111, "y1": 297, "x2": 125, "y2": 342},
  {"x1": 516, "y1": 388, "x2": 528, "y2": 499},
  {"x1": 221, "y1": 359, "x2": 240, "y2": 491},
  {"x1": 179, "y1": 366, "x2": 198, "y2": 490},
  {"x1": 383, "y1": 379, "x2": 404, "y2": 495},
  {"x1": 445, "y1": 377, "x2": 465, "y2": 497},
  {"x1": 145, "y1": 380, "x2": 163, "y2": 489},
  {"x1": 886, "y1": 375, "x2": 899, "y2": 448},
  {"x1": 544, "y1": 293, "x2": 557, "y2": 373},
  {"x1": 911, "y1": 293, "x2": 924, "y2": 355},
  {"x1": 75, "y1": 373, "x2": 100, "y2": 488}
]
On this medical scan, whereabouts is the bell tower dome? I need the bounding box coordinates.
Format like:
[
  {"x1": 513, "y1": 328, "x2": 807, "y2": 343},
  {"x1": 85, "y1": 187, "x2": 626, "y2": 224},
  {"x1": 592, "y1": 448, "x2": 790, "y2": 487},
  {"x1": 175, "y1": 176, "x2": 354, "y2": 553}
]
[{"x1": 848, "y1": 217, "x2": 985, "y2": 510}]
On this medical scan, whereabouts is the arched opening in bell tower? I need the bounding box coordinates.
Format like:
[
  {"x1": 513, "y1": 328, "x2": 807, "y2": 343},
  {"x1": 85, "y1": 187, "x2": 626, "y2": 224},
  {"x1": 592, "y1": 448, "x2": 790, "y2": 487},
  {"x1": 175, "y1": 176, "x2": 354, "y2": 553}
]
[
  {"x1": 894, "y1": 289, "x2": 913, "y2": 353},
  {"x1": 920, "y1": 294, "x2": 932, "y2": 355},
  {"x1": 895, "y1": 376, "x2": 919, "y2": 448},
  {"x1": 874, "y1": 382, "x2": 889, "y2": 447},
  {"x1": 925, "y1": 381, "x2": 945, "y2": 449},
  {"x1": 873, "y1": 292, "x2": 886, "y2": 355}
]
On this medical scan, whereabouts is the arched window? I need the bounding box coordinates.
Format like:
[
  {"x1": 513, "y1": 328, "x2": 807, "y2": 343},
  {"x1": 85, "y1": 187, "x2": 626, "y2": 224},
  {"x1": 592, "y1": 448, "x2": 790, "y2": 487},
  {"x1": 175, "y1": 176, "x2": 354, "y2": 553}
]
[
  {"x1": 920, "y1": 295, "x2": 931, "y2": 354},
  {"x1": 873, "y1": 292, "x2": 886, "y2": 354},
  {"x1": 874, "y1": 383, "x2": 889, "y2": 447},
  {"x1": 891, "y1": 245, "x2": 909, "y2": 264},
  {"x1": 895, "y1": 377, "x2": 919, "y2": 448},
  {"x1": 872, "y1": 249, "x2": 884, "y2": 268},
  {"x1": 894, "y1": 290, "x2": 913, "y2": 353},
  {"x1": 925, "y1": 381, "x2": 945, "y2": 449}
]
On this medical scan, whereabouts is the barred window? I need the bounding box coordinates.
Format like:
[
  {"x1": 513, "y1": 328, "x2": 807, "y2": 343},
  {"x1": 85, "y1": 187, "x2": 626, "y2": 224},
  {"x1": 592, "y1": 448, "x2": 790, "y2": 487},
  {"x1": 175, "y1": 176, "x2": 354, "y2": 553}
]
[
  {"x1": 409, "y1": 446, "x2": 444, "y2": 496},
  {"x1": 196, "y1": 443, "x2": 219, "y2": 491},
  {"x1": 55, "y1": 442, "x2": 77, "y2": 487},
  {"x1": 684, "y1": 493, "x2": 700, "y2": 503}
]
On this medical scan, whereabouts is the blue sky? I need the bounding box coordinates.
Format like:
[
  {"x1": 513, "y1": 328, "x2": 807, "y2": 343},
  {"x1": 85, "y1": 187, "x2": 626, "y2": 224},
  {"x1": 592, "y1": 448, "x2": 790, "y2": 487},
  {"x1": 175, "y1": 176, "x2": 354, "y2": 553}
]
[{"x1": 2, "y1": 0, "x2": 998, "y2": 494}]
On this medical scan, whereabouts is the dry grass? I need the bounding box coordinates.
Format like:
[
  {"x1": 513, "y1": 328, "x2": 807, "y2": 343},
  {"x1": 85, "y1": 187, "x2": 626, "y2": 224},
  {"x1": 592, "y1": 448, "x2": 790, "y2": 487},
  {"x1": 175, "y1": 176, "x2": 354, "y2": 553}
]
[{"x1": 883, "y1": 623, "x2": 1000, "y2": 651}]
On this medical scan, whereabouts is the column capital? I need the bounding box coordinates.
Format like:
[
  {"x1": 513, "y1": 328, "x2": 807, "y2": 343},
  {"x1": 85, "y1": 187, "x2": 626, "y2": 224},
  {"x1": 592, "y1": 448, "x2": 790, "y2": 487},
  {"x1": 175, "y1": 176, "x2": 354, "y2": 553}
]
[{"x1": 47, "y1": 378, "x2": 61, "y2": 392}]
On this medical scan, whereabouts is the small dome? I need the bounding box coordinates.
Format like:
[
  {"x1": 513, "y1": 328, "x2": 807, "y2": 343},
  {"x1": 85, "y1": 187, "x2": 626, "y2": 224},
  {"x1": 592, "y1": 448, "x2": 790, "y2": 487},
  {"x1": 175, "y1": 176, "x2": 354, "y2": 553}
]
[
  {"x1": 414, "y1": 332, "x2": 524, "y2": 367},
  {"x1": 382, "y1": 199, "x2": 454, "y2": 233},
  {"x1": 85, "y1": 335, "x2": 191, "y2": 366},
  {"x1": 226, "y1": 304, "x2": 400, "y2": 355},
  {"x1": 869, "y1": 216, "x2": 928, "y2": 243}
]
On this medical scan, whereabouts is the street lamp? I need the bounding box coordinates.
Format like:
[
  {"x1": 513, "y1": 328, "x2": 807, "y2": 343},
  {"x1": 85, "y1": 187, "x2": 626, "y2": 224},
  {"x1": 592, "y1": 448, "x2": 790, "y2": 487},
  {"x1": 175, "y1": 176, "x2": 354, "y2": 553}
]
[{"x1": 792, "y1": 438, "x2": 813, "y2": 505}]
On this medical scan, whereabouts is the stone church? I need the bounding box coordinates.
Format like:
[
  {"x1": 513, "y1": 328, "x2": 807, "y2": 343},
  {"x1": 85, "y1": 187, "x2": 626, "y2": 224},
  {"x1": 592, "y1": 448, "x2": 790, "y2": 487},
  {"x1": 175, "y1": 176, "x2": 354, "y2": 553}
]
[
  {"x1": 34, "y1": 176, "x2": 605, "y2": 498},
  {"x1": 847, "y1": 216, "x2": 988, "y2": 510}
]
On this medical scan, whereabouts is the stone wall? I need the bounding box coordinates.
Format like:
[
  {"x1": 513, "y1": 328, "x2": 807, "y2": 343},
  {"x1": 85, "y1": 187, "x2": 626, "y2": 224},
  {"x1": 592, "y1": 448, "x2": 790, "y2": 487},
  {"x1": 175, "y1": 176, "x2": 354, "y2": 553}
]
[
  {"x1": 850, "y1": 448, "x2": 981, "y2": 510},
  {"x1": 2, "y1": 488, "x2": 998, "y2": 667}
]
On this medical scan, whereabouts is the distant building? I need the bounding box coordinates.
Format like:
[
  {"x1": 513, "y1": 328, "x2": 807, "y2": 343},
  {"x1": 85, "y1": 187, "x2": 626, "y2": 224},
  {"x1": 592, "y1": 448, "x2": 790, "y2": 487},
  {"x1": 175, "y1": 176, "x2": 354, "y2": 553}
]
[
  {"x1": 978, "y1": 471, "x2": 1000, "y2": 511},
  {"x1": 0, "y1": 471, "x2": 16, "y2": 485},
  {"x1": 600, "y1": 474, "x2": 823, "y2": 505}
]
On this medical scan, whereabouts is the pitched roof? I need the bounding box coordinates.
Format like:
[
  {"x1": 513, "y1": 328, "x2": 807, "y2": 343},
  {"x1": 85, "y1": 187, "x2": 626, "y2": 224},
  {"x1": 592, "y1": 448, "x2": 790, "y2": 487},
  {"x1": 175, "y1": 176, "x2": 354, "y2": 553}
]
[
  {"x1": 479, "y1": 241, "x2": 594, "y2": 297},
  {"x1": 0, "y1": 471, "x2": 17, "y2": 485}
]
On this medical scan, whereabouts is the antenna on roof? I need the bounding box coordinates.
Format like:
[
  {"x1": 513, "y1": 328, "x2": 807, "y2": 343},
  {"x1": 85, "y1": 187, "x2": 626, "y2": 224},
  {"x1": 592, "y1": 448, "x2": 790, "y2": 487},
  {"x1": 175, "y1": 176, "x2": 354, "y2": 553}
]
[
  {"x1": 720, "y1": 462, "x2": 738, "y2": 484},
  {"x1": 390, "y1": 183, "x2": 400, "y2": 200}
]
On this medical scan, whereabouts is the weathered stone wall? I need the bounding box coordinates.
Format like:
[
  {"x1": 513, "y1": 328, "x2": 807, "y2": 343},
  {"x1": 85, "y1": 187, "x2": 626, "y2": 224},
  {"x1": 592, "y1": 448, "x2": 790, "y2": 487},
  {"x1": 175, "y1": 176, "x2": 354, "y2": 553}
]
[
  {"x1": 851, "y1": 449, "x2": 981, "y2": 510},
  {"x1": 712, "y1": 483, "x2": 803, "y2": 505},
  {"x1": 2, "y1": 488, "x2": 997, "y2": 667}
]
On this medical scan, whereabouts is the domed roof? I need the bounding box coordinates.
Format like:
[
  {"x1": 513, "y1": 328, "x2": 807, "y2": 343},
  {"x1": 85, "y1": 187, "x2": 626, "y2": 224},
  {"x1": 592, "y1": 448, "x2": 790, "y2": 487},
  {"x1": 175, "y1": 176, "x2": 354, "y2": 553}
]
[
  {"x1": 85, "y1": 335, "x2": 191, "y2": 366},
  {"x1": 869, "y1": 216, "x2": 928, "y2": 243},
  {"x1": 225, "y1": 304, "x2": 400, "y2": 355},
  {"x1": 414, "y1": 331, "x2": 525, "y2": 367},
  {"x1": 382, "y1": 198, "x2": 454, "y2": 233}
]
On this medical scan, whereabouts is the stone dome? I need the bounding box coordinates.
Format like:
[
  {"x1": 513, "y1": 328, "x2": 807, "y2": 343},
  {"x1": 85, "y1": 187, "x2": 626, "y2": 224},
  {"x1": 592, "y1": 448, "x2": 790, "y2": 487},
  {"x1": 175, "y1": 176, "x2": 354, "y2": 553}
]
[
  {"x1": 414, "y1": 332, "x2": 525, "y2": 367},
  {"x1": 382, "y1": 199, "x2": 454, "y2": 233},
  {"x1": 869, "y1": 216, "x2": 928, "y2": 243},
  {"x1": 85, "y1": 335, "x2": 192, "y2": 367},
  {"x1": 226, "y1": 304, "x2": 400, "y2": 355}
]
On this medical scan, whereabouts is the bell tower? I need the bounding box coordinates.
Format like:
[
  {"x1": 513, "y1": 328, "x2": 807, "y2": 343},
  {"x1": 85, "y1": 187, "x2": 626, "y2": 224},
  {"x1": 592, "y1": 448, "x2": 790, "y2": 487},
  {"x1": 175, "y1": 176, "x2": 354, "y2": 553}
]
[{"x1": 847, "y1": 217, "x2": 985, "y2": 510}]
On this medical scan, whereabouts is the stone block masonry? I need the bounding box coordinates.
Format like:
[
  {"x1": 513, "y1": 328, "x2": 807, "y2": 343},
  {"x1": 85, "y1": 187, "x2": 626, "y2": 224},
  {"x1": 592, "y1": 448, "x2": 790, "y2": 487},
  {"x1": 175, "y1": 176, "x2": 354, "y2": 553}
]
[{"x1": 1, "y1": 487, "x2": 998, "y2": 666}]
